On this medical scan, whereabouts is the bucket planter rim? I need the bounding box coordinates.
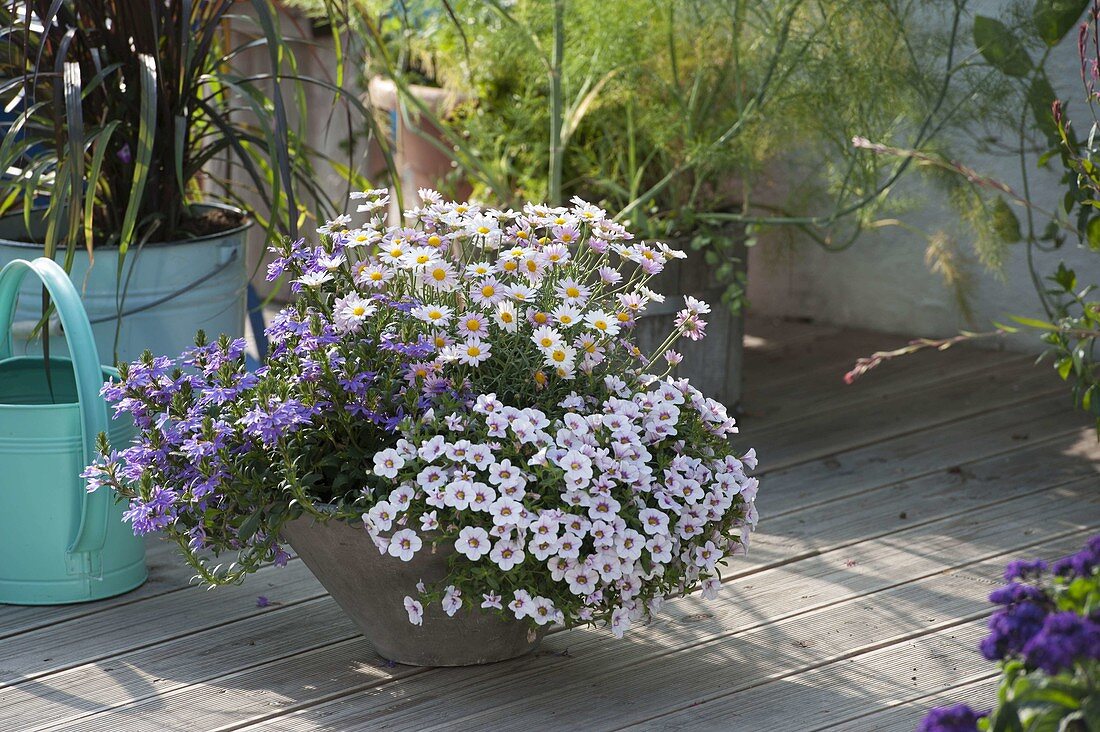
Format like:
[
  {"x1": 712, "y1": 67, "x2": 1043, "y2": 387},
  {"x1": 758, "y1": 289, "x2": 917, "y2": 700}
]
[{"x1": 0, "y1": 202, "x2": 252, "y2": 250}]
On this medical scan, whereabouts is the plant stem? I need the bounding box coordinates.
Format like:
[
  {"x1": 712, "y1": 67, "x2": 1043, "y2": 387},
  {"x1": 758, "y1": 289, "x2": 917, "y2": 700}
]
[{"x1": 548, "y1": 0, "x2": 565, "y2": 206}]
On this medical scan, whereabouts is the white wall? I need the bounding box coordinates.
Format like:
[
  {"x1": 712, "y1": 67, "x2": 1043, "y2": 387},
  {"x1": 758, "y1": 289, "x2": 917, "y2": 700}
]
[{"x1": 746, "y1": 7, "x2": 1096, "y2": 352}]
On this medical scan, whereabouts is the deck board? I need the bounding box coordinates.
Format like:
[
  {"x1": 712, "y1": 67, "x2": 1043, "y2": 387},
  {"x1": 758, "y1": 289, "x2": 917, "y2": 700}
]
[{"x1": 1, "y1": 318, "x2": 1096, "y2": 732}]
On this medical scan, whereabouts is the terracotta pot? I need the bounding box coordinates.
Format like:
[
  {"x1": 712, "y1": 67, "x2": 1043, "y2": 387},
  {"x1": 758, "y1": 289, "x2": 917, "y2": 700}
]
[
  {"x1": 367, "y1": 77, "x2": 472, "y2": 213},
  {"x1": 282, "y1": 513, "x2": 546, "y2": 666}
]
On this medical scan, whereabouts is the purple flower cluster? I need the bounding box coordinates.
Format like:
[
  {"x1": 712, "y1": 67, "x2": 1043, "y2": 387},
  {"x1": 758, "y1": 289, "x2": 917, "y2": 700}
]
[
  {"x1": 916, "y1": 703, "x2": 985, "y2": 732},
  {"x1": 920, "y1": 535, "x2": 1100, "y2": 732},
  {"x1": 1051, "y1": 534, "x2": 1100, "y2": 578}
]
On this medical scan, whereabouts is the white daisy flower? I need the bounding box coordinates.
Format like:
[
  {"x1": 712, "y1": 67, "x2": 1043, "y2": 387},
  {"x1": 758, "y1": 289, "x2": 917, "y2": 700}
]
[
  {"x1": 333, "y1": 294, "x2": 376, "y2": 333},
  {"x1": 494, "y1": 301, "x2": 519, "y2": 332},
  {"x1": 532, "y1": 325, "x2": 563, "y2": 351},
  {"x1": 585, "y1": 310, "x2": 620, "y2": 337},
  {"x1": 457, "y1": 338, "x2": 491, "y2": 366},
  {"x1": 410, "y1": 303, "x2": 453, "y2": 326},
  {"x1": 423, "y1": 261, "x2": 459, "y2": 291}
]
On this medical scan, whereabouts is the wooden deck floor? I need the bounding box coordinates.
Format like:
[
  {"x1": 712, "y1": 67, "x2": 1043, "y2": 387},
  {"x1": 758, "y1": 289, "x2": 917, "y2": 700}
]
[{"x1": 2, "y1": 318, "x2": 1098, "y2": 731}]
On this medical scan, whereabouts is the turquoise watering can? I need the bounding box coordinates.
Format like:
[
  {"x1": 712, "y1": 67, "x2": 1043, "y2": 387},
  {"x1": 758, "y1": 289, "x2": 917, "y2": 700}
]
[{"x1": 0, "y1": 257, "x2": 146, "y2": 604}]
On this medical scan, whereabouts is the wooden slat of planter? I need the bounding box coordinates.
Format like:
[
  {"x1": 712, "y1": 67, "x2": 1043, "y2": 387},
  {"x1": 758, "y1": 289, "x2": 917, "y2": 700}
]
[
  {"x1": 752, "y1": 361, "x2": 1060, "y2": 470},
  {"x1": 74, "y1": 480, "x2": 1091, "y2": 732},
  {"x1": 25, "y1": 435, "x2": 1091, "y2": 726},
  {"x1": 216, "y1": 494, "x2": 1096, "y2": 732},
  {"x1": 0, "y1": 558, "x2": 323, "y2": 687},
  {"x1": 822, "y1": 675, "x2": 999, "y2": 732}
]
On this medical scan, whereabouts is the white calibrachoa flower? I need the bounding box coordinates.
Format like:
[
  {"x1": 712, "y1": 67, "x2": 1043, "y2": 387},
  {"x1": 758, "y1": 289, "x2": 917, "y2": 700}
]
[{"x1": 367, "y1": 375, "x2": 756, "y2": 638}]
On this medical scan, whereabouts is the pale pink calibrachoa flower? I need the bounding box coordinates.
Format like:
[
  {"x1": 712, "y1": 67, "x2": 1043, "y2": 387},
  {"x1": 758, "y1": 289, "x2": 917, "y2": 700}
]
[{"x1": 404, "y1": 596, "x2": 424, "y2": 626}]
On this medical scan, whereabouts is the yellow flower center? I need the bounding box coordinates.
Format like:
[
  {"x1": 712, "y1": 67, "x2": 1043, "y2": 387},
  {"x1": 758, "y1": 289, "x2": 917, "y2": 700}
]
[
  {"x1": 352, "y1": 306, "x2": 366, "y2": 316},
  {"x1": 500, "y1": 311, "x2": 514, "y2": 323},
  {"x1": 477, "y1": 226, "x2": 490, "y2": 235},
  {"x1": 481, "y1": 285, "x2": 495, "y2": 298},
  {"x1": 415, "y1": 253, "x2": 431, "y2": 265},
  {"x1": 516, "y1": 230, "x2": 529, "y2": 240},
  {"x1": 565, "y1": 286, "x2": 580, "y2": 298},
  {"x1": 503, "y1": 260, "x2": 518, "y2": 272},
  {"x1": 427, "y1": 234, "x2": 442, "y2": 247},
  {"x1": 554, "y1": 217, "x2": 566, "y2": 225},
  {"x1": 466, "y1": 318, "x2": 482, "y2": 332},
  {"x1": 539, "y1": 336, "x2": 554, "y2": 348},
  {"x1": 432, "y1": 268, "x2": 447, "y2": 281},
  {"x1": 617, "y1": 312, "x2": 631, "y2": 322},
  {"x1": 467, "y1": 345, "x2": 482, "y2": 357},
  {"x1": 370, "y1": 271, "x2": 384, "y2": 282},
  {"x1": 594, "y1": 320, "x2": 607, "y2": 330},
  {"x1": 559, "y1": 314, "x2": 573, "y2": 324},
  {"x1": 551, "y1": 350, "x2": 567, "y2": 362},
  {"x1": 429, "y1": 310, "x2": 443, "y2": 320},
  {"x1": 534, "y1": 370, "x2": 547, "y2": 385}
]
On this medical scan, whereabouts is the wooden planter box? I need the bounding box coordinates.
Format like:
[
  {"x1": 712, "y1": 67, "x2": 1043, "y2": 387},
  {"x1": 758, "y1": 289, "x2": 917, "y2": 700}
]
[{"x1": 631, "y1": 231, "x2": 746, "y2": 409}]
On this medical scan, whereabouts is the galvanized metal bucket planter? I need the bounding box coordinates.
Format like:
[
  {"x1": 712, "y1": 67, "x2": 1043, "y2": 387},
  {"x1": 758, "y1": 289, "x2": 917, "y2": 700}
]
[
  {"x1": 0, "y1": 205, "x2": 250, "y2": 366},
  {"x1": 0, "y1": 257, "x2": 146, "y2": 604},
  {"x1": 282, "y1": 513, "x2": 547, "y2": 666}
]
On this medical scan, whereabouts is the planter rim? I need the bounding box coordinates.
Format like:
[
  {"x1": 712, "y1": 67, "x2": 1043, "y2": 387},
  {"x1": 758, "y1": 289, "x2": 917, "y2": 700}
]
[
  {"x1": 367, "y1": 75, "x2": 470, "y2": 114},
  {"x1": 0, "y1": 202, "x2": 252, "y2": 250}
]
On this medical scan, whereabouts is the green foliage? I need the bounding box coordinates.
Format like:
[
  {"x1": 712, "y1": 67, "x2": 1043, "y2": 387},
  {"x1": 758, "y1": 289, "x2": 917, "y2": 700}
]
[
  {"x1": 974, "y1": 15, "x2": 1034, "y2": 76},
  {"x1": 0, "y1": 1, "x2": 389, "y2": 261}
]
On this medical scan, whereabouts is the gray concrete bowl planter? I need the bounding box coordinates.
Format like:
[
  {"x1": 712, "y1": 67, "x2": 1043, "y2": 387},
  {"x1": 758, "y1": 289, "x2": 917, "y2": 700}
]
[{"x1": 281, "y1": 512, "x2": 547, "y2": 667}]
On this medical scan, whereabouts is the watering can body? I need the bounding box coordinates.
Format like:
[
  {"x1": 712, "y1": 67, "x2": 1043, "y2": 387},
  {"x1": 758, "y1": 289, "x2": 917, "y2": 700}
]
[{"x1": 0, "y1": 258, "x2": 147, "y2": 605}]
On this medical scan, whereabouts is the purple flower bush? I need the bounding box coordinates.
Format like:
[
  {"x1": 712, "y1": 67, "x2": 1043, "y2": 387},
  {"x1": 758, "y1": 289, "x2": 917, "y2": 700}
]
[
  {"x1": 84, "y1": 189, "x2": 758, "y2": 635},
  {"x1": 918, "y1": 536, "x2": 1100, "y2": 731}
]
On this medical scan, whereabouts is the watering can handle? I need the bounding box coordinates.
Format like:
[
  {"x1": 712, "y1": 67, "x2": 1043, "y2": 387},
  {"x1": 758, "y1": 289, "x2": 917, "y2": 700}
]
[{"x1": 0, "y1": 257, "x2": 112, "y2": 558}]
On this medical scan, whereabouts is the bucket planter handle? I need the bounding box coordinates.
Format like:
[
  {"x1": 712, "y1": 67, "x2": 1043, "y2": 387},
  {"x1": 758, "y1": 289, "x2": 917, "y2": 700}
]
[{"x1": 0, "y1": 257, "x2": 113, "y2": 562}]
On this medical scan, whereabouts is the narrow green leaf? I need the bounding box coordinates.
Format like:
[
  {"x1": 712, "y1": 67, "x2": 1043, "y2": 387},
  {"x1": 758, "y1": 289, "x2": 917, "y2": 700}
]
[
  {"x1": 1028, "y1": 75, "x2": 1060, "y2": 142},
  {"x1": 1010, "y1": 315, "x2": 1060, "y2": 331},
  {"x1": 992, "y1": 196, "x2": 1022, "y2": 242},
  {"x1": 84, "y1": 121, "x2": 121, "y2": 253},
  {"x1": 118, "y1": 54, "x2": 157, "y2": 259},
  {"x1": 974, "y1": 16, "x2": 1033, "y2": 76},
  {"x1": 1088, "y1": 216, "x2": 1100, "y2": 250},
  {"x1": 62, "y1": 61, "x2": 85, "y2": 257}
]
